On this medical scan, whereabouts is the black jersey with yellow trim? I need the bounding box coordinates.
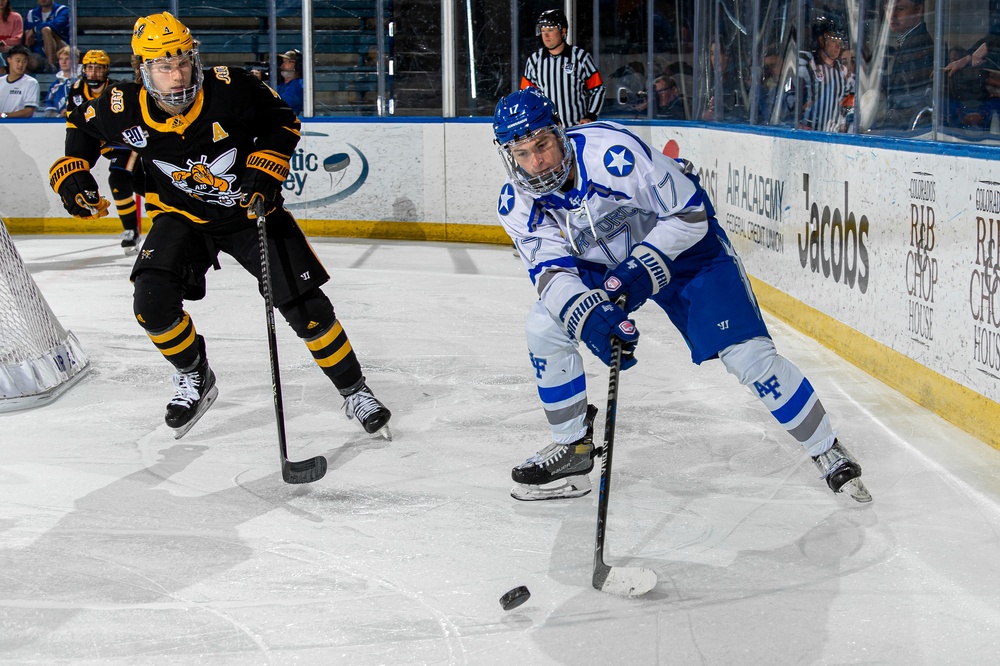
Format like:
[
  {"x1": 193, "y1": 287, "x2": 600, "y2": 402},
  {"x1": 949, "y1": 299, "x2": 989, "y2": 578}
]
[
  {"x1": 65, "y1": 78, "x2": 119, "y2": 116},
  {"x1": 64, "y1": 66, "x2": 301, "y2": 228}
]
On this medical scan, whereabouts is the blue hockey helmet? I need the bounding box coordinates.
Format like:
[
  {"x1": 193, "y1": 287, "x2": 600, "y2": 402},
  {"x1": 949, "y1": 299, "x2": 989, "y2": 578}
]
[{"x1": 493, "y1": 87, "x2": 574, "y2": 195}]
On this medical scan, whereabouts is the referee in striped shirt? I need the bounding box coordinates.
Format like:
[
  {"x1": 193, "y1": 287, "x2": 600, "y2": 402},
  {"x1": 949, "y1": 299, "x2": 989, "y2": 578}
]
[
  {"x1": 797, "y1": 16, "x2": 852, "y2": 132},
  {"x1": 520, "y1": 9, "x2": 605, "y2": 127}
]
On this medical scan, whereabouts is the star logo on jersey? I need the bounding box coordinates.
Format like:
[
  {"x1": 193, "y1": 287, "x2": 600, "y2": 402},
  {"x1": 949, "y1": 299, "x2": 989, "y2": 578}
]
[
  {"x1": 152, "y1": 148, "x2": 240, "y2": 207},
  {"x1": 603, "y1": 146, "x2": 635, "y2": 177},
  {"x1": 498, "y1": 183, "x2": 516, "y2": 215}
]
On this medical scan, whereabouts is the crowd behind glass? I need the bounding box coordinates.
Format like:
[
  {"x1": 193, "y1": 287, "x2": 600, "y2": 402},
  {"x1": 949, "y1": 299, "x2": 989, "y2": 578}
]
[
  {"x1": 13, "y1": 1, "x2": 1000, "y2": 145},
  {"x1": 561, "y1": 0, "x2": 1000, "y2": 143}
]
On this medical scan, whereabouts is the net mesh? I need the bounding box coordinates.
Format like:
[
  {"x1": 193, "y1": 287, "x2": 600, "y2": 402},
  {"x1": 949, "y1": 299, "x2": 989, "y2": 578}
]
[{"x1": 0, "y1": 219, "x2": 89, "y2": 410}]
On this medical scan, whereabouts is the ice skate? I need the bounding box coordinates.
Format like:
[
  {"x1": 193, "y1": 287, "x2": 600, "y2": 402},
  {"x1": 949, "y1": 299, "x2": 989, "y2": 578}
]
[
  {"x1": 120, "y1": 229, "x2": 141, "y2": 256},
  {"x1": 812, "y1": 439, "x2": 872, "y2": 503},
  {"x1": 165, "y1": 354, "x2": 218, "y2": 439},
  {"x1": 343, "y1": 383, "x2": 392, "y2": 440},
  {"x1": 511, "y1": 404, "x2": 599, "y2": 501}
]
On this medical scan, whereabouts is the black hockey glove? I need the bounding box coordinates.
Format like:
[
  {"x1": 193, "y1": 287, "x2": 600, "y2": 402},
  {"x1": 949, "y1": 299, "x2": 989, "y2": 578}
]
[
  {"x1": 49, "y1": 156, "x2": 111, "y2": 220},
  {"x1": 561, "y1": 289, "x2": 640, "y2": 369},
  {"x1": 603, "y1": 242, "x2": 673, "y2": 312},
  {"x1": 240, "y1": 150, "x2": 290, "y2": 218}
]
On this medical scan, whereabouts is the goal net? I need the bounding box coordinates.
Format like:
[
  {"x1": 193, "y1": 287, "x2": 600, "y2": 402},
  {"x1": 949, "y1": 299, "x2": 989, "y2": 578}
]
[{"x1": 0, "y1": 219, "x2": 89, "y2": 412}]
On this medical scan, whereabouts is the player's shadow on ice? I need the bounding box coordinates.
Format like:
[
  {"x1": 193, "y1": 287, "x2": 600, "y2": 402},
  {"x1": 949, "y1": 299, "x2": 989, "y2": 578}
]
[{"x1": 0, "y1": 443, "x2": 334, "y2": 659}]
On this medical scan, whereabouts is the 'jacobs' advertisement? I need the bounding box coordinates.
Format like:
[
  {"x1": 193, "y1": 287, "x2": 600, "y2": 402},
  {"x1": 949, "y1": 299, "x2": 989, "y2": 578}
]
[{"x1": 651, "y1": 127, "x2": 998, "y2": 405}]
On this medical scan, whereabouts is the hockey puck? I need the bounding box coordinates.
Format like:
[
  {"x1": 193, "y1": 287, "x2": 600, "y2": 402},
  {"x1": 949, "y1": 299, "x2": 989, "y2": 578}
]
[
  {"x1": 323, "y1": 152, "x2": 351, "y2": 173},
  {"x1": 499, "y1": 585, "x2": 531, "y2": 611}
]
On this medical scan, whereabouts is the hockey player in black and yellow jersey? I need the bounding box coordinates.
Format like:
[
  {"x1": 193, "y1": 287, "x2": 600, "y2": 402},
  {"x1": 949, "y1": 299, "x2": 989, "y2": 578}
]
[
  {"x1": 64, "y1": 49, "x2": 145, "y2": 255},
  {"x1": 48, "y1": 12, "x2": 392, "y2": 441}
]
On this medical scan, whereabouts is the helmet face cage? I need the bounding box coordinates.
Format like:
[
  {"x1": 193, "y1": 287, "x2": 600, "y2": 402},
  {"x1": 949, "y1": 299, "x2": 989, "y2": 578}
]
[
  {"x1": 132, "y1": 13, "x2": 202, "y2": 107},
  {"x1": 82, "y1": 50, "x2": 110, "y2": 85},
  {"x1": 493, "y1": 88, "x2": 573, "y2": 195},
  {"x1": 139, "y1": 49, "x2": 204, "y2": 107},
  {"x1": 497, "y1": 126, "x2": 574, "y2": 196}
]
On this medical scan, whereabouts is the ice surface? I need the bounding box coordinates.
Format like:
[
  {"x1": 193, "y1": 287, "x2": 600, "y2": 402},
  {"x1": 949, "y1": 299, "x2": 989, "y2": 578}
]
[{"x1": 2, "y1": 235, "x2": 1000, "y2": 664}]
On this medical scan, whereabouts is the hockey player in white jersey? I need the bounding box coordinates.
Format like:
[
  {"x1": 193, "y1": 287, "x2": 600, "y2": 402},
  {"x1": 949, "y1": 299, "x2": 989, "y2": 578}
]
[{"x1": 493, "y1": 87, "x2": 870, "y2": 503}]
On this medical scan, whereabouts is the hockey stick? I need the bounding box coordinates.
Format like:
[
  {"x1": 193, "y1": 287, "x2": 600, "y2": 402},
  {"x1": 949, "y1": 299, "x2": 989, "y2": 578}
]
[
  {"x1": 254, "y1": 200, "x2": 328, "y2": 484},
  {"x1": 592, "y1": 322, "x2": 658, "y2": 597}
]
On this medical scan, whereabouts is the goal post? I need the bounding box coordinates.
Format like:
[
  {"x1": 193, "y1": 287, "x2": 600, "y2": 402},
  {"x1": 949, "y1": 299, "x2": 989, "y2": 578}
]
[{"x1": 0, "y1": 219, "x2": 90, "y2": 412}]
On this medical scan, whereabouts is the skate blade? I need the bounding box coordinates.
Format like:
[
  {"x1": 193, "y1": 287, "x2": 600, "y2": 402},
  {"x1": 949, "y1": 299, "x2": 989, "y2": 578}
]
[
  {"x1": 123, "y1": 246, "x2": 140, "y2": 256},
  {"x1": 511, "y1": 474, "x2": 592, "y2": 501},
  {"x1": 170, "y1": 386, "x2": 219, "y2": 440},
  {"x1": 842, "y1": 478, "x2": 873, "y2": 503},
  {"x1": 375, "y1": 424, "x2": 392, "y2": 441}
]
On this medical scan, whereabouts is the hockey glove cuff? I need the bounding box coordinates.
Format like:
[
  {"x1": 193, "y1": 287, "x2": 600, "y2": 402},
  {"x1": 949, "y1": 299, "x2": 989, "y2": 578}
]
[
  {"x1": 603, "y1": 242, "x2": 673, "y2": 312},
  {"x1": 560, "y1": 289, "x2": 640, "y2": 369},
  {"x1": 49, "y1": 156, "x2": 111, "y2": 220},
  {"x1": 240, "y1": 150, "x2": 290, "y2": 218}
]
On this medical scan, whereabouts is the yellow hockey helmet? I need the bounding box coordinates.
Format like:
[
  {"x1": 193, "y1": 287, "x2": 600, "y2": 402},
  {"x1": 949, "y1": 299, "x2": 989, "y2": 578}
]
[
  {"x1": 131, "y1": 12, "x2": 203, "y2": 108},
  {"x1": 131, "y1": 12, "x2": 195, "y2": 62},
  {"x1": 82, "y1": 50, "x2": 111, "y2": 67}
]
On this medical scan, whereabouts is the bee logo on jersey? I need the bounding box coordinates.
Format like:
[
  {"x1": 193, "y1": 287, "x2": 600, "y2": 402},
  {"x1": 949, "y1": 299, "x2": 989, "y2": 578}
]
[
  {"x1": 603, "y1": 146, "x2": 635, "y2": 177},
  {"x1": 122, "y1": 125, "x2": 148, "y2": 148},
  {"x1": 152, "y1": 147, "x2": 241, "y2": 207},
  {"x1": 498, "y1": 183, "x2": 515, "y2": 215}
]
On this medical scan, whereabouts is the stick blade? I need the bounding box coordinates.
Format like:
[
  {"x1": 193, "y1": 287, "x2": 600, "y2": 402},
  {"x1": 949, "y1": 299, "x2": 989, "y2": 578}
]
[
  {"x1": 593, "y1": 563, "x2": 657, "y2": 597},
  {"x1": 282, "y1": 455, "x2": 328, "y2": 484}
]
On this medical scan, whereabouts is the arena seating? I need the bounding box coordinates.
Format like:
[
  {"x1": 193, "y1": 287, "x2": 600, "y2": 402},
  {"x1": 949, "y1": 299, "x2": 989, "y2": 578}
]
[{"x1": 73, "y1": 1, "x2": 383, "y2": 116}]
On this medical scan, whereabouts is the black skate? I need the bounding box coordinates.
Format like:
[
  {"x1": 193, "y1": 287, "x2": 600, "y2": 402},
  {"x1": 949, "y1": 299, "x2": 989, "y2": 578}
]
[
  {"x1": 121, "y1": 229, "x2": 141, "y2": 256},
  {"x1": 812, "y1": 439, "x2": 872, "y2": 503},
  {"x1": 511, "y1": 404, "x2": 599, "y2": 501},
  {"x1": 165, "y1": 354, "x2": 218, "y2": 439},
  {"x1": 343, "y1": 383, "x2": 392, "y2": 440}
]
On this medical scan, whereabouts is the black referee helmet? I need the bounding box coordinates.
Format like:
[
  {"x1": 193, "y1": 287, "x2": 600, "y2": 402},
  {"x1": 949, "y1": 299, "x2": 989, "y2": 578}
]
[
  {"x1": 812, "y1": 16, "x2": 847, "y2": 46},
  {"x1": 536, "y1": 9, "x2": 568, "y2": 35}
]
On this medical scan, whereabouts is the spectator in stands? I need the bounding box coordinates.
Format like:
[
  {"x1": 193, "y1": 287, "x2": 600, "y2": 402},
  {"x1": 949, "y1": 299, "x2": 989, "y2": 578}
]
[
  {"x1": 703, "y1": 41, "x2": 747, "y2": 122},
  {"x1": 949, "y1": 68, "x2": 1000, "y2": 132},
  {"x1": 277, "y1": 49, "x2": 303, "y2": 116},
  {"x1": 840, "y1": 47, "x2": 858, "y2": 132},
  {"x1": 878, "y1": 0, "x2": 934, "y2": 131},
  {"x1": 0, "y1": 0, "x2": 24, "y2": 76},
  {"x1": 43, "y1": 43, "x2": 77, "y2": 116},
  {"x1": 637, "y1": 74, "x2": 685, "y2": 119},
  {"x1": 797, "y1": 16, "x2": 852, "y2": 132},
  {"x1": 757, "y1": 45, "x2": 788, "y2": 124},
  {"x1": 0, "y1": 43, "x2": 37, "y2": 117},
  {"x1": 23, "y1": 0, "x2": 68, "y2": 73}
]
